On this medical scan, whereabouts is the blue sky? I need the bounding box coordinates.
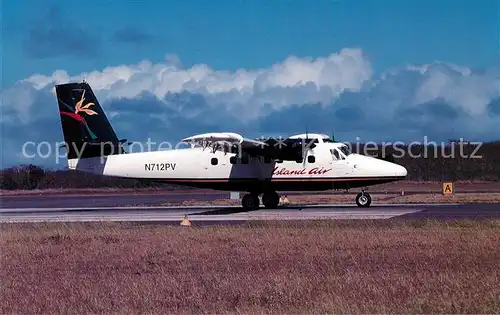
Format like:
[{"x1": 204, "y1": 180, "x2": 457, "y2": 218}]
[
  {"x1": 2, "y1": 0, "x2": 498, "y2": 87},
  {"x1": 1, "y1": 0, "x2": 500, "y2": 168}
]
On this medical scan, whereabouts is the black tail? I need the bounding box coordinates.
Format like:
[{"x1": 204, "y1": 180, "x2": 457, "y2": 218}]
[{"x1": 55, "y1": 81, "x2": 125, "y2": 159}]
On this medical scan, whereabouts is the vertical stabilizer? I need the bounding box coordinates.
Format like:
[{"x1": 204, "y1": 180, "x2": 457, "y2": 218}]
[{"x1": 55, "y1": 81, "x2": 125, "y2": 162}]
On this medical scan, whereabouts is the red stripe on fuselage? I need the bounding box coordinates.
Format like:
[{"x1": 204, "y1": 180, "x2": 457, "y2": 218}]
[{"x1": 162, "y1": 176, "x2": 404, "y2": 183}]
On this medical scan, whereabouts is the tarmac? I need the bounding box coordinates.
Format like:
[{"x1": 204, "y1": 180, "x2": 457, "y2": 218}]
[{"x1": 1, "y1": 192, "x2": 499, "y2": 224}]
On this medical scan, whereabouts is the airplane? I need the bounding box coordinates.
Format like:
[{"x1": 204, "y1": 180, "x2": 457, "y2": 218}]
[{"x1": 54, "y1": 81, "x2": 408, "y2": 210}]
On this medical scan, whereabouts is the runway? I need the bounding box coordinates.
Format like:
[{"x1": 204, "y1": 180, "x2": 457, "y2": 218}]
[
  {"x1": 1, "y1": 190, "x2": 487, "y2": 209},
  {"x1": 1, "y1": 202, "x2": 499, "y2": 223},
  {"x1": 0, "y1": 193, "x2": 224, "y2": 209}
]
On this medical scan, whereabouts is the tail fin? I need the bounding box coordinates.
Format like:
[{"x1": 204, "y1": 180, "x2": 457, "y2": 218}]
[{"x1": 55, "y1": 81, "x2": 125, "y2": 160}]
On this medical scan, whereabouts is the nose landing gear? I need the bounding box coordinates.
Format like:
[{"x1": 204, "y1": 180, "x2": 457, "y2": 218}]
[{"x1": 356, "y1": 190, "x2": 372, "y2": 207}]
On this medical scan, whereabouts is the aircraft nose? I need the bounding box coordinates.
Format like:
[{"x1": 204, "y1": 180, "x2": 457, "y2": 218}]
[{"x1": 393, "y1": 164, "x2": 408, "y2": 177}]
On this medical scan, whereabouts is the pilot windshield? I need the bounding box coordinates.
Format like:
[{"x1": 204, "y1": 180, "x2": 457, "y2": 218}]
[
  {"x1": 330, "y1": 148, "x2": 342, "y2": 160},
  {"x1": 331, "y1": 146, "x2": 351, "y2": 160},
  {"x1": 339, "y1": 145, "x2": 351, "y2": 156}
]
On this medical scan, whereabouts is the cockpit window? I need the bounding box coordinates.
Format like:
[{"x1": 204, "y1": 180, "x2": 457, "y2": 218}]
[
  {"x1": 339, "y1": 145, "x2": 351, "y2": 156},
  {"x1": 330, "y1": 149, "x2": 341, "y2": 160},
  {"x1": 323, "y1": 138, "x2": 334, "y2": 143},
  {"x1": 331, "y1": 148, "x2": 349, "y2": 160}
]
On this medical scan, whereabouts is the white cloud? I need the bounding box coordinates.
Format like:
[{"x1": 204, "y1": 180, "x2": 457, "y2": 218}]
[
  {"x1": 4, "y1": 47, "x2": 499, "y2": 125},
  {"x1": 1, "y1": 47, "x2": 500, "y2": 167},
  {"x1": 412, "y1": 63, "x2": 497, "y2": 117},
  {"x1": 21, "y1": 48, "x2": 372, "y2": 113}
]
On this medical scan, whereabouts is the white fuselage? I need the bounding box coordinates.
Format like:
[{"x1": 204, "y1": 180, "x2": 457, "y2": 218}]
[{"x1": 68, "y1": 141, "x2": 407, "y2": 192}]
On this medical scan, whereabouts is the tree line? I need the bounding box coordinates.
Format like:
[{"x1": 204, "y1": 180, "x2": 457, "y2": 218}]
[
  {"x1": 351, "y1": 141, "x2": 500, "y2": 181},
  {"x1": 1, "y1": 141, "x2": 499, "y2": 190}
]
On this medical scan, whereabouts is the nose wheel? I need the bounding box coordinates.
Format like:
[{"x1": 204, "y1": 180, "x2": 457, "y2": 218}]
[{"x1": 356, "y1": 192, "x2": 372, "y2": 207}]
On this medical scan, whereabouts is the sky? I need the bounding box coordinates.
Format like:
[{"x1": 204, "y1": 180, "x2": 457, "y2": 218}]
[{"x1": 1, "y1": 0, "x2": 500, "y2": 168}]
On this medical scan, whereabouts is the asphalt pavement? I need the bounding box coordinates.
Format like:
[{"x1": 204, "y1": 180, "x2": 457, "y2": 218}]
[{"x1": 1, "y1": 198, "x2": 499, "y2": 223}]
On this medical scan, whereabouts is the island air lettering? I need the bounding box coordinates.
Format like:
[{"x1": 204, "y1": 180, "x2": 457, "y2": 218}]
[
  {"x1": 273, "y1": 166, "x2": 331, "y2": 176},
  {"x1": 145, "y1": 163, "x2": 177, "y2": 171}
]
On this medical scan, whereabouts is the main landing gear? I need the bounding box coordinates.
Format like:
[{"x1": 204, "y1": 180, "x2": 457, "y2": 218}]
[
  {"x1": 355, "y1": 190, "x2": 372, "y2": 207},
  {"x1": 262, "y1": 191, "x2": 280, "y2": 209},
  {"x1": 241, "y1": 194, "x2": 260, "y2": 211},
  {"x1": 241, "y1": 191, "x2": 280, "y2": 211},
  {"x1": 241, "y1": 190, "x2": 372, "y2": 210}
]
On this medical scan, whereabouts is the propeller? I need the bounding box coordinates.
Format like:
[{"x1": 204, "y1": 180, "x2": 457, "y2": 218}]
[{"x1": 302, "y1": 124, "x2": 313, "y2": 164}]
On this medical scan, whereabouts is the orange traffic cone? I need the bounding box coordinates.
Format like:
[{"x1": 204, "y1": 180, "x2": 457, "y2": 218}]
[{"x1": 180, "y1": 215, "x2": 191, "y2": 227}]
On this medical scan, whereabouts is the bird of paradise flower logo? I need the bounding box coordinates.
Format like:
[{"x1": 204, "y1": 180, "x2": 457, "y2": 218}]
[{"x1": 59, "y1": 89, "x2": 98, "y2": 140}]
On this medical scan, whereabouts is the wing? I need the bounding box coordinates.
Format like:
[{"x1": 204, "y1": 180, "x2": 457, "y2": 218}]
[
  {"x1": 181, "y1": 132, "x2": 311, "y2": 161},
  {"x1": 181, "y1": 132, "x2": 268, "y2": 152}
]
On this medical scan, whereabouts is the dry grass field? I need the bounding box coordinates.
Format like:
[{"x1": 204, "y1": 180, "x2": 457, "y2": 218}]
[{"x1": 1, "y1": 220, "x2": 499, "y2": 314}]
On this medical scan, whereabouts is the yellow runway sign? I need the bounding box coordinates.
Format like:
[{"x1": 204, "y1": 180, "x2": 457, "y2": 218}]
[{"x1": 442, "y1": 182, "x2": 454, "y2": 195}]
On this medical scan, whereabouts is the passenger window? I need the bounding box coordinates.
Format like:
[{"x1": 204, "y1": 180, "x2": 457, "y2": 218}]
[
  {"x1": 307, "y1": 155, "x2": 315, "y2": 163},
  {"x1": 296, "y1": 158, "x2": 303, "y2": 163},
  {"x1": 230, "y1": 156, "x2": 237, "y2": 164},
  {"x1": 211, "y1": 157, "x2": 218, "y2": 165}
]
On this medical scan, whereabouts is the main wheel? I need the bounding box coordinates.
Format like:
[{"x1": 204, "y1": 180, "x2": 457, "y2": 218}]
[
  {"x1": 262, "y1": 191, "x2": 280, "y2": 209},
  {"x1": 242, "y1": 193, "x2": 260, "y2": 210},
  {"x1": 355, "y1": 192, "x2": 372, "y2": 207}
]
